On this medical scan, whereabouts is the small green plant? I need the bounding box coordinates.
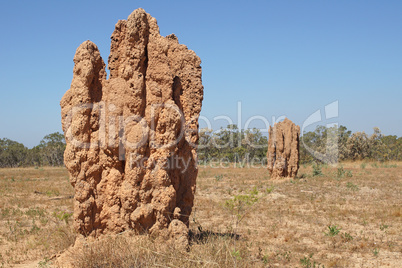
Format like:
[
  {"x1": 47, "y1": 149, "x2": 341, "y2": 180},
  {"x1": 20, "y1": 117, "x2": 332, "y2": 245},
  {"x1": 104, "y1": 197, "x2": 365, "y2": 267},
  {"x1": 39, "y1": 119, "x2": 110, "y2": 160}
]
[
  {"x1": 250, "y1": 186, "x2": 259, "y2": 196},
  {"x1": 371, "y1": 162, "x2": 378, "y2": 168},
  {"x1": 381, "y1": 163, "x2": 397, "y2": 168},
  {"x1": 25, "y1": 207, "x2": 46, "y2": 218},
  {"x1": 53, "y1": 210, "x2": 73, "y2": 224},
  {"x1": 373, "y1": 248, "x2": 379, "y2": 257},
  {"x1": 300, "y1": 253, "x2": 324, "y2": 268},
  {"x1": 325, "y1": 225, "x2": 341, "y2": 237},
  {"x1": 341, "y1": 232, "x2": 353, "y2": 241},
  {"x1": 300, "y1": 256, "x2": 312, "y2": 267},
  {"x1": 224, "y1": 188, "x2": 259, "y2": 235},
  {"x1": 281, "y1": 251, "x2": 291, "y2": 262},
  {"x1": 30, "y1": 223, "x2": 40, "y2": 234},
  {"x1": 45, "y1": 189, "x2": 60, "y2": 197},
  {"x1": 1, "y1": 208, "x2": 10, "y2": 219},
  {"x1": 380, "y1": 223, "x2": 389, "y2": 231},
  {"x1": 258, "y1": 247, "x2": 270, "y2": 264},
  {"x1": 346, "y1": 182, "x2": 359, "y2": 191},
  {"x1": 38, "y1": 257, "x2": 51, "y2": 268},
  {"x1": 266, "y1": 186, "x2": 274, "y2": 194},
  {"x1": 231, "y1": 249, "x2": 242, "y2": 260},
  {"x1": 312, "y1": 163, "x2": 323, "y2": 177},
  {"x1": 262, "y1": 254, "x2": 269, "y2": 264},
  {"x1": 215, "y1": 174, "x2": 223, "y2": 181},
  {"x1": 360, "y1": 162, "x2": 366, "y2": 169},
  {"x1": 337, "y1": 166, "x2": 346, "y2": 178},
  {"x1": 336, "y1": 165, "x2": 352, "y2": 178}
]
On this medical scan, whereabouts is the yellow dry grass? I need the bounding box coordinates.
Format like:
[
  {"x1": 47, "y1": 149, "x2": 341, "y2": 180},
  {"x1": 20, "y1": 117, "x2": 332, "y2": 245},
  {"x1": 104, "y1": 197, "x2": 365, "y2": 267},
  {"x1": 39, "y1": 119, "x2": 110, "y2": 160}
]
[
  {"x1": 0, "y1": 167, "x2": 75, "y2": 267},
  {"x1": 0, "y1": 162, "x2": 401, "y2": 267}
]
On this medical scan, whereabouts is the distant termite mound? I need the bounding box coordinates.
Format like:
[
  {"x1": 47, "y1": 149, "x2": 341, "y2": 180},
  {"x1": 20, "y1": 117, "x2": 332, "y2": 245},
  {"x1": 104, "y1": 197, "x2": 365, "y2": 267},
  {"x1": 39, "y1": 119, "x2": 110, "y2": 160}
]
[
  {"x1": 267, "y1": 118, "x2": 300, "y2": 179},
  {"x1": 60, "y1": 8, "x2": 203, "y2": 246}
]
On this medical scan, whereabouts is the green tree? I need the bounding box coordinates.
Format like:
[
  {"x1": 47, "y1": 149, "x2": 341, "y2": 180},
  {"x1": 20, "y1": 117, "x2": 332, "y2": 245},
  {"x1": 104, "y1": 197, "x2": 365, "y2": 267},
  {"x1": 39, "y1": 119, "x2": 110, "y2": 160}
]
[
  {"x1": 38, "y1": 132, "x2": 66, "y2": 166},
  {"x1": 381, "y1": 135, "x2": 402, "y2": 161},
  {"x1": 0, "y1": 138, "x2": 28, "y2": 167},
  {"x1": 242, "y1": 128, "x2": 267, "y2": 160},
  {"x1": 198, "y1": 125, "x2": 268, "y2": 164},
  {"x1": 368, "y1": 127, "x2": 387, "y2": 161},
  {"x1": 338, "y1": 125, "x2": 352, "y2": 161},
  {"x1": 300, "y1": 125, "x2": 349, "y2": 164},
  {"x1": 24, "y1": 145, "x2": 42, "y2": 166},
  {"x1": 198, "y1": 128, "x2": 216, "y2": 162}
]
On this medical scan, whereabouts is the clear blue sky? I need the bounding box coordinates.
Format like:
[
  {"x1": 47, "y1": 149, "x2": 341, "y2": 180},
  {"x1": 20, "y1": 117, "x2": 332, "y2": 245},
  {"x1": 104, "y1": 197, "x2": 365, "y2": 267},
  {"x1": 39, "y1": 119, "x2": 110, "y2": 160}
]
[{"x1": 0, "y1": 0, "x2": 401, "y2": 148}]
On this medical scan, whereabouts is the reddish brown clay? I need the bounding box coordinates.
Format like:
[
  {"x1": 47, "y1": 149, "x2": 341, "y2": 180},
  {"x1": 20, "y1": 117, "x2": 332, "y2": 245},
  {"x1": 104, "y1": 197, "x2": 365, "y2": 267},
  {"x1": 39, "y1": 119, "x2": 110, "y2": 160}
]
[
  {"x1": 61, "y1": 9, "x2": 203, "y2": 244},
  {"x1": 267, "y1": 118, "x2": 300, "y2": 179}
]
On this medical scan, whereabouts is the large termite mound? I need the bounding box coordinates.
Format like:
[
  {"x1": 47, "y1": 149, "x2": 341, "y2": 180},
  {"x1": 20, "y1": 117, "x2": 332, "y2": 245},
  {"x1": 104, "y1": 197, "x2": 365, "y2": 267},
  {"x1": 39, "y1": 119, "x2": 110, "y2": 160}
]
[
  {"x1": 60, "y1": 8, "x2": 203, "y2": 241},
  {"x1": 267, "y1": 118, "x2": 300, "y2": 179}
]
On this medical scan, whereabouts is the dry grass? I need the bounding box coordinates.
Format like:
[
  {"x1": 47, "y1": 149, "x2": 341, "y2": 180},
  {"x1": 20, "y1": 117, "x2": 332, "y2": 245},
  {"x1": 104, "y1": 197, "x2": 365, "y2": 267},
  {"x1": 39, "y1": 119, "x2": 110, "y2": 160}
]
[
  {"x1": 0, "y1": 162, "x2": 401, "y2": 267},
  {"x1": 0, "y1": 167, "x2": 75, "y2": 267}
]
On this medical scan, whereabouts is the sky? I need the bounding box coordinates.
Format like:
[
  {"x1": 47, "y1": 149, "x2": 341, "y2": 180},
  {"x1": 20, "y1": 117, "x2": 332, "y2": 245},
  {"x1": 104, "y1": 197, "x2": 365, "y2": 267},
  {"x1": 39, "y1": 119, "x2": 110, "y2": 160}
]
[{"x1": 0, "y1": 0, "x2": 401, "y2": 148}]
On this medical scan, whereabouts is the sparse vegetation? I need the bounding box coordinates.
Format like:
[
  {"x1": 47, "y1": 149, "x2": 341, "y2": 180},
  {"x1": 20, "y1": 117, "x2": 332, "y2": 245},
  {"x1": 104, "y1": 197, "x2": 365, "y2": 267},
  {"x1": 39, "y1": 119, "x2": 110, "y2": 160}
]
[
  {"x1": 300, "y1": 253, "x2": 324, "y2": 268},
  {"x1": 341, "y1": 232, "x2": 353, "y2": 242},
  {"x1": 53, "y1": 209, "x2": 73, "y2": 224},
  {"x1": 312, "y1": 163, "x2": 323, "y2": 177},
  {"x1": 380, "y1": 223, "x2": 389, "y2": 231},
  {"x1": 215, "y1": 174, "x2": 223, "y2": 181},
  {"x1": 325, "y1": 225, "x2": 341, "y2": 237},
  {"x1": 0, "y1": 167, "x2": 75, "y2": 266},
  {"x1": 0, "y1": 163, "x2": 401, "y2": 267},
  {"x1": 337, "y1": 165, "x2": 346, "y2": 177},
  {"x1": 224, "y1": 187, "x2": 259, "y2": 235},
  {"x1": 346, "y1": 182, "x2": 359, "y2": 191},
  {"x1": 265, "y1": 185, "x2": 274, "y2": 194}
]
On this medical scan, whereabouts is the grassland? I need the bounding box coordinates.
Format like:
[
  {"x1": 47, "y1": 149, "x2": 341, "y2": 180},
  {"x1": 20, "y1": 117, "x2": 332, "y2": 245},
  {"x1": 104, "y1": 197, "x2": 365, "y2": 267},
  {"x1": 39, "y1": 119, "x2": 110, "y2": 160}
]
[{"x1": 0, "y1": 162, "x2": 400, "y2": 267}]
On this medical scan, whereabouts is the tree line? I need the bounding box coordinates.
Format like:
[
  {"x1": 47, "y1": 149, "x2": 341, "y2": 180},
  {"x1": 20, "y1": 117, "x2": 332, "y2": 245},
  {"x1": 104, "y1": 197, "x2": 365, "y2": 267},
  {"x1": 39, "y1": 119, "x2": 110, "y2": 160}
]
[
  {"x1": 299, "y1": 125, "x2": 402, "y2": 163},
  {"x1": 0, "y1": 132, "x2": 65, "y2": 168},
  {"x1": 198, "y1": 124, "x2": 268, "y2": 164},
  {"x1": 1, "y1": 125, "x2": 401, "y2": 168},
  {"x1": 198, "y1": 124, "x2": 402, "y2": 164}
]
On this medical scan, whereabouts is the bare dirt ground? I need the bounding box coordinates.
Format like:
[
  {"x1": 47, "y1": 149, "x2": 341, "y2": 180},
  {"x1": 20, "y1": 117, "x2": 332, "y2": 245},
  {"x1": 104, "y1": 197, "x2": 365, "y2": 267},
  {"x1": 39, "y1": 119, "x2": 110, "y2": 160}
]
[{"x1": 0, "y1": 162, "x2": 400, "y2": 267}]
